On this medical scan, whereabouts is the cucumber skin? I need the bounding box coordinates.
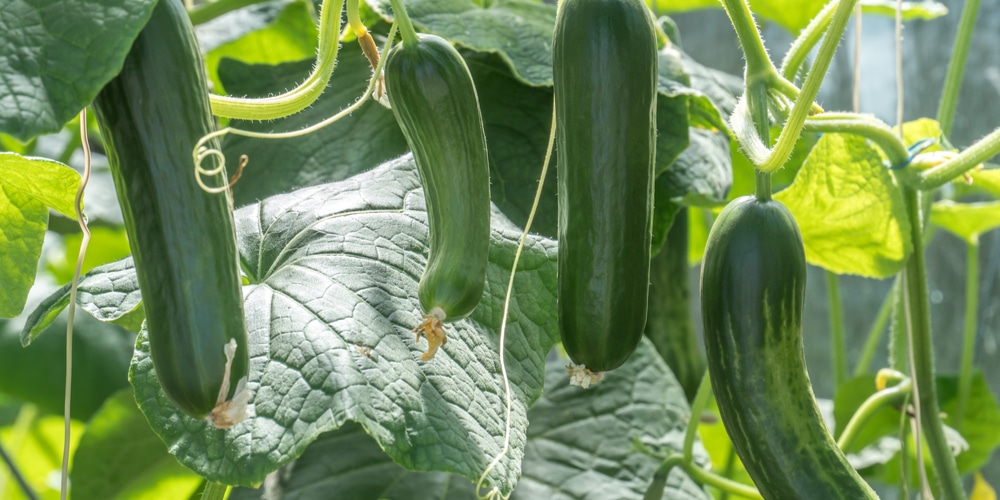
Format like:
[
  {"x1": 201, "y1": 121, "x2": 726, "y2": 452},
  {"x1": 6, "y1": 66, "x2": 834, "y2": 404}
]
[
  {"x1": 553, "y1": 0, "x2": 657, "y2": 372},
  {"x1": 384, "y1": 34, "x2": 491, "y2": 322},
  {"x1": 700, "y1": 196, "x2": 877, "y2": 499},
  {"x1": 92, "y1": 0, "x2": 248, "y2": 419}
]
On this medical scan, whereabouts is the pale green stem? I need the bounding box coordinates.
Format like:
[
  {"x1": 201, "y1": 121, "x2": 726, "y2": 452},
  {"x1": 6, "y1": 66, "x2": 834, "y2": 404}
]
[
  {"x1": 854, "y1": 280, "x2": 897, "y2": 377},
  {"x1": 188, "y1": 0, "x2": 265, "y2": 25},
  {"x1": 718, "y1": 0, "x2": 775, "y2": 79},
  {"x1": 208, "y1": 0, "x2": 345, "y2": 119},
  {"x1": 906, "y1": 127, "x2": 1000, "y2": 190},
  {"x1": 201, "y1": 482, "x2": 230, "y2": 500},
  {"x1": 803, "y1": 112, "x2": 909, "y2": 165},
  {"x1": 733, "y1": 0, "x2": 859, "y2": 173},
  {"x1": 780, "y1": 0, "x2": 837, "y2": 81},
  {"x1": 681, "y1": 462, "x2": 763, "y2": 500},
  {"x1": 955, "y1": 239, "x2": 979, "y2": 429},
  {"x1": 389, "y1": 0, "x2": 419, "y2": 46},
  {"x1": 897, "y1": 186, "x2": 967, "y2": 500},
  {"x1": 837, "y1": 378, "x2": 912, "y2": 451},
  {"x1": 685, "y1": 373, "x2": 712, "y2": 463},
  {"x1": 827, "y1": 271, "x2": 847, "y2": 387},
  {"x1": 746, "y1": 80, "x2": 772, "y2": 201},
  {"x1": 936, "y1": 0, "x2": 981, "y2": 137}
]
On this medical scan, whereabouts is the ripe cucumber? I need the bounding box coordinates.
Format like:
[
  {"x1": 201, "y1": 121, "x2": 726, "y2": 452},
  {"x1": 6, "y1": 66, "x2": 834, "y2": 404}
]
[
  {"x1": 92, "y1": 0, "x2": 249, "y2": 427},
  {"x1": 700, "y1": 195, "x2": 877, "y2": 498},
  {"x1": 553, "y1": 0, "x2": 657, "y2": 378},
  {"x1": 384, "y1": 34, "x2": 491, "y2": 361}
]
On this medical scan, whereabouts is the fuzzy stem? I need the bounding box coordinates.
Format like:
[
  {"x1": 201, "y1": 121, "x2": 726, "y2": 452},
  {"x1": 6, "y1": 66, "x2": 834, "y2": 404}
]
[{"x1": 389, "y1": 0, "x2": 419, "y2": 46}]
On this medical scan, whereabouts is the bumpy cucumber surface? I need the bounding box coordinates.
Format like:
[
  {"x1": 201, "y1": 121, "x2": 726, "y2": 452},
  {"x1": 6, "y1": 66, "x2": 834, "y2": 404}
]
[
  {"x1": 92, "y1": 0, "x2": 249, "y2": 426},
  {"x1": 384, "y1": 34, "x2": 491, "y2": 360},
  {"x1": 553, "y1": 0, "x2": 657, "y2": 375},
  {"x1": 700, "y1": 195, "x2": 877, "y2": 499}
]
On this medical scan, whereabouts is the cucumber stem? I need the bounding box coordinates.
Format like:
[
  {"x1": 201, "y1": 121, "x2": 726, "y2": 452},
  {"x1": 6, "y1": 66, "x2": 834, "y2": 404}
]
[
  {"x1": 936, "y1": 0, "x2": 981, "y2": 137},
  {"x1": 780, "y1": 0, "x2": 837, "y2": 81},
  {"x1": 836, "y1": 377, "x2": 911, "y2": 452},
  {"x1": 201, "y1": 482, "x2": 230, "y2": 500},
  {"x1": 718, "y1": 0, "x2": 774, "y2": 80},
  {"x1": 905, "y1": 126, "x2": 1000, "y2": 191},
  {"x1": 898, "y1": 186, "x2": 966, "y2": 500},
  {"x1": 802, "y1": 112, "x2": 909, "y2": 165},
  {"x1": 684, "y1": 373, "x2": 711, "y2": 463},
  {"x1": 955, "y1": 239, "x2": 979, "y2": 429},
  {"x1": 853, "y1": 278, "x2": 897, "y2": 377},
  {"x1": 389, "y1": 0, "x2": 419, "y2": 46},
  {"x1": 207, "y1": 0, "x2": 345, "y2": 120},
  {"x1": 826, "y1": 270, "x2": 847, "y2": 387}
]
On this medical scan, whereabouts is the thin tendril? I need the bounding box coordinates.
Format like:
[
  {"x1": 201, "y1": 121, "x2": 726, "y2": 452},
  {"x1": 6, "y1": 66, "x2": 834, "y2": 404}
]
[
  {"x1": 194, "y1": 24, "x2": 398, "y2": 194},
  {"x1": 63, "y1": 110, "x2": 92, "y2": 500},
  {"x1": 475, "y1": 103, "x2": 557, "y2": 500}
]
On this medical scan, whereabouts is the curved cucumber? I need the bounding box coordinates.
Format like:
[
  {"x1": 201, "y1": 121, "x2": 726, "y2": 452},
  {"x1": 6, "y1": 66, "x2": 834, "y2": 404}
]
[
  {"x1": 92, "y1": 0, "x2": 249, "y2": 427},
  {"x1": 700, "y1": 195, "x2": 877, "y2": 499},
  {"x1": 384, "y1": 34, "x2": 491, "y2": 360},
  {"x1": 553, "y1": 0, "x2": 657, "y2": 376}
]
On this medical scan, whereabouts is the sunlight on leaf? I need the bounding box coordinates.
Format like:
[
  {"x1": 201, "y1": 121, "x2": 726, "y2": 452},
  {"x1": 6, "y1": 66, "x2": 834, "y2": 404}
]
[
  {"x1": 930, "y1": 200, "x2": 1000, "y2": 243},
  {"x1": 774, "y1": 134, "x2": 911, "y2": 278},
  {"x1": 973, "y1": 472, "x2": 998, "y2": 500}
]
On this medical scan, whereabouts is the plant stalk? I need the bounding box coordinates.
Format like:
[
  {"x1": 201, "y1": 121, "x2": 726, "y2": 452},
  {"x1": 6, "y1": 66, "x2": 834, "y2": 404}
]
[
  {"x1": 898, "y1": 186, "x2": 966, "y2": 500},
  {"x1": 826, "y1": 271, "x2": 847, "y2": 387},
  {"x1": 936, "y1": 0, "x2": 982, "y2": 137},
  {"x1": 955, "y1": 239, "x2": 979, "y2": 429},
  {"x1": 854, "y1": 280, "x2": 897, "y2": 377},
  {"x1": 837, "y1": 378, "x2": 911, "y2": 452}
]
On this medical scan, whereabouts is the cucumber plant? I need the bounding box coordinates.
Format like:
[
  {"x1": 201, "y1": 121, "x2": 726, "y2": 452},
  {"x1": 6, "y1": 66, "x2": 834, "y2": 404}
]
[
  {"x1": 553, "y1": 0, "x2": 657, "y2": 385},
  {"x1": 92, "y1": 0, "x2": 250, "y2": 428}
]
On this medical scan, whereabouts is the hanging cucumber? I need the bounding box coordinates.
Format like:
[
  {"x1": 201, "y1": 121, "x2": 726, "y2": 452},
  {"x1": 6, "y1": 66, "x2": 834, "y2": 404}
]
[
  {"x1": 700, "y1": 195, "x2": 877, "y2": 498},
  {"x1": 553, "y1": 0, "x2": 657, "y2": 384},
  {"x1": 384, "y1": 19, "x2": 491, "y2": 361},
  {"x1": 92, "y1": 0, "x2": 249, "y2": 428}
]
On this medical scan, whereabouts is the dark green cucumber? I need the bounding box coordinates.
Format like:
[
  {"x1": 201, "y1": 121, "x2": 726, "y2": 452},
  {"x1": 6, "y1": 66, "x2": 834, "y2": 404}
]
[
  {"x1": 700, "y1": 195, "x2": 876, "y2": 499},
  {"x1": 553, "y1": 0, "x2": 657, "y2": 374},
  {"x1": 384, "y1": 34, "x2": 490, "y2": 359},
  {"x1": 645, "y1": 208, "x2": 705, "y2": 402},
  {"x1": 92, "y1": 0, "x2": 249, "y2": 426}
]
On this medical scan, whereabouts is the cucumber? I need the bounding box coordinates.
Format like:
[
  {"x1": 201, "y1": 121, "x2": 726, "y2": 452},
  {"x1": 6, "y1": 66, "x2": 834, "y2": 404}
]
[
  {"x1": 384, "y1": 34, "x2": 491, "y2": 361},
  {"x1": 700, "y1": 195, "x2": 877, "y2": 498},
  {"x1": 553, "y1": 0, "x2": 657, "y2": 379},
  {"x1": 92, "y1": 0, "x2": 249, "y2": 428}
]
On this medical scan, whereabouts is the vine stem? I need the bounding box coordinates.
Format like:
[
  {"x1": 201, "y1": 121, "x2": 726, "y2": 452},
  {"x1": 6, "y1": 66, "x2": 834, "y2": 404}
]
[
  {"x1": 936, "y1": 0, "x2": 981, "y2": 137},
  {"x1": 904, "y1": 126, "x2": 1000, "y2": 190},
  {"x1": 718, "y1": 0, "x2": 774, "y2": 79},
  {"x1": 685, "y1": 373, "x2": 712, "y2": 463},
  {"x1": 388, "y1": 0, "x2": 419, "y2": 46},
  {"x1": 207, "y1": 0, "x2": 345, "y2": 119},
  {"x1": 730, "y1": 0, "x2": 859, "y2": 173},
  {"x1": 826, "y1": 271, "x2": 847, "y2": 387},
  {"x1": 837, "y1": 377, "x2": 911, "y2": 451},
  {"x1": 955, "y1": 239, "x2": 979, "y2": 429},
  {"x1": 61, "y1": 109, "x2": 93, "y2": 500},
  {"x1": 802, "y1": 112, "x2": 908, "y2": 164},
  {"x1": 201, "y1": 482, "x2": 229, "y2": 500},
  {"x1": 188, "y1": 0, "x2": 264, "y2": 25},
  {"x1": 897, "y1": 186, "x2": 966, "y2": 500},
  {"x1": 853, "y1": 280, "x2": 897, "y2": 377}
]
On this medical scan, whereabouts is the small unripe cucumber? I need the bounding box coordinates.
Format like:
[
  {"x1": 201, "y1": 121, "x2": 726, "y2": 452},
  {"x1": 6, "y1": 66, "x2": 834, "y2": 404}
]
[
  {"x1": 92, "y1": 0, "x2": 250, "y2": 427},
  {"x1": 553, "y1": 0, "x2": 657, "y2": 377},
  {"x1": 384, "y1": 34, "x2": 491, "y2": 360}
]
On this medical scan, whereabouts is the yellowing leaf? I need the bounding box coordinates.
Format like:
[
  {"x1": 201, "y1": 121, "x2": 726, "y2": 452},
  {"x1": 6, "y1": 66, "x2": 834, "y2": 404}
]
[
  {"x1": 973, "y1": 472, "x2": 997, "y2": 500},
  {"x1": 775, "y1": 134, "x2": 911, "y2": 278},
  {"x1": 931, "y1": 200, "x2": 1000, "y2": 243},
  {"x1": 0, "y1": 152, "x2": 80, "y2": 317}
]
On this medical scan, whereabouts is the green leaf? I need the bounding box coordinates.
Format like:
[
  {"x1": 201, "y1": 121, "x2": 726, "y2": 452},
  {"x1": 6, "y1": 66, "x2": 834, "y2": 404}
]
[
  {"x1": 368, "y1": 0, "x2": 558, "y2": 86},
  {"x1": 70, "y1": 388, "x2": 202, "y2": 500},
  {"x1": 0, "y1": 313, "x2": 132, "y2": 420},
  {"x1": 647, "y1": 0, "x2": 947, "y2": 34},
  {"x1": 831, "y1": 373, "x2": 1000, "y2": 482},
  {"x1": 774, "y1": 134, "x2": 912, "y2": 278},
  {"x1": 0, "y1": 0, "x2": 157, "y2": 141},
  {"x1": 931, "y1": 200, "x2": 1000, "y2": 243},
  {"x1": 0, "y1": 414, "x2": 85, "y2": 499},
  {"x1": 229, "y1": 340, "x2": 710, "y2": 500},
  {"x1": 204, "y1": 0, "x2": 318, "y2": 94},
  {"x1": 0, "y1": 153, "x2": 80, "y2": 317},
  {"x1": 516, "y1": 339, "x2": 709, "y2": 500},
  {"x1": 116, "y1": 156, "x2": 557, "y2": 495},
  {"x1": 899, "y1": 117, "x2": 946, "y2": 150}
]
